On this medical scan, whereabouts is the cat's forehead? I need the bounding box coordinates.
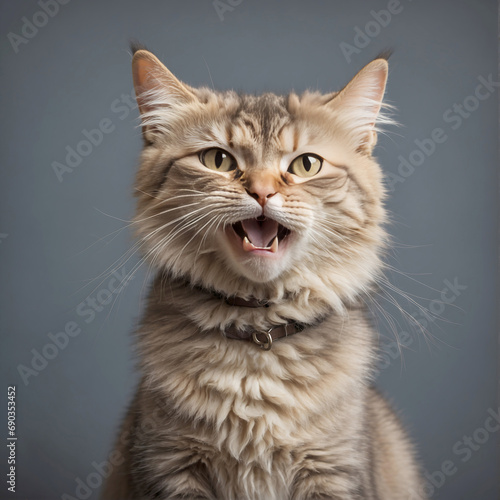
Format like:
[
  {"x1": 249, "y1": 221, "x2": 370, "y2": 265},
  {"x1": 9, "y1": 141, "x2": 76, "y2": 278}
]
[
  {"x1": 218, "y1": 92, "x2": 293, "y2": 164},
  {"x1": 233, "y1": 93, "x2": 289, "y2": 131}
]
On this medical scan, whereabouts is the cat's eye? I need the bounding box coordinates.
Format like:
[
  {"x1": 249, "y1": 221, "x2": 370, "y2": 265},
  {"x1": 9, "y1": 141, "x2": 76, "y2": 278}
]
[
  {"x1": 288, "y1": 154, "x2": 323, "y2": 178},
  {"x1": 199, "y1": 148, "x2": 237, "y2": 172}
]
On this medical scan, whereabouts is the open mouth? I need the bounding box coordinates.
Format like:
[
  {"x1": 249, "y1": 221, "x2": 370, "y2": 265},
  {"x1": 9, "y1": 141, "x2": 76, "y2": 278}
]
[{"x1": 232, "y1": 216, "x2": 291, "y2": 254}]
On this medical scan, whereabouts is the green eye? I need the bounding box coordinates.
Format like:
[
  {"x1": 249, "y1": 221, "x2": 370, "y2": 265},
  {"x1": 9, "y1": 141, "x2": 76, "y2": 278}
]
[
  {"x1": 288, "y1": 154, "x2": 323, "y2": 178},
  {"x1": 200, "y1": 148, "x2": 237, "y2": 172}
]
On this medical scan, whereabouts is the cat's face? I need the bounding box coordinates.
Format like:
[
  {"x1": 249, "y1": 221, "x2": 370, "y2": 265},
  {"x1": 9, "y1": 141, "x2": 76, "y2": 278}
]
[{"x1": 132, "y1": 49, "x2": 389, "y2": 304}]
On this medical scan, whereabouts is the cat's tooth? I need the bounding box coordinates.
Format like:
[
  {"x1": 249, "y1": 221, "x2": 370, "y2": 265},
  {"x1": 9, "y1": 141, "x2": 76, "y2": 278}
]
[
  {"x1": 270, "y1": 236, "x2": 279, "y2": 253},
  {"x1": 243, "y1": 236, "x2": 255, "y2": 252}
]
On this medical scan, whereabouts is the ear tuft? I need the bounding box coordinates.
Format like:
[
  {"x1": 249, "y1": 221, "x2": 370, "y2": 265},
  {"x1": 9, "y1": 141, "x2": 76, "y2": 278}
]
[
  {"x1": 129, "y1": 39, "x2": 150, "y2": 56},
  {"x1": 374, "y1": 48, "x2": 393, "y2": 62}
]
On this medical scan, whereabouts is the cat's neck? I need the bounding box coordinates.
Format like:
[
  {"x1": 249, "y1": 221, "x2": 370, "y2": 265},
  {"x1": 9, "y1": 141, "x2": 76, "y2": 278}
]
[{"x1": 148, "y1": 271, "x2": 368, "y2": 338}]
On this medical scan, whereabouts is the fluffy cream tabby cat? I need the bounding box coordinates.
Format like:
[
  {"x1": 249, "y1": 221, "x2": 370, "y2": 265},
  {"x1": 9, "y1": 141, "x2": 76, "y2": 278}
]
[{"x1": 101, "y1": 44, "x2": 426, "y2": 500}]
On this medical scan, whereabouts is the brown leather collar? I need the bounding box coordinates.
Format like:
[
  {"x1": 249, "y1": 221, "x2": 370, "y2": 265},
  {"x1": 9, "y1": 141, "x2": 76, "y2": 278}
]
[
  {"x1": 225, "y1": 295, "x2": 270, "y2": 308},
  {"x1": 221, "y1": 293, "x2": 305, "y2": 350},
  {"x1": 224, "y1": 322, "x2": 305, "y2": 350},
  {"x1": 178, "y1": 279, "x2": 306, "y2": 350}
]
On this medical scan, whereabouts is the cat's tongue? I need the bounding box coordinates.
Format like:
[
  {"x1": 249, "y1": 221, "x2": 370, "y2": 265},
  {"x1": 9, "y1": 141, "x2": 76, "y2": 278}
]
[{"x1": 241, "y1": 218, "x2": 278, "y2": 249}]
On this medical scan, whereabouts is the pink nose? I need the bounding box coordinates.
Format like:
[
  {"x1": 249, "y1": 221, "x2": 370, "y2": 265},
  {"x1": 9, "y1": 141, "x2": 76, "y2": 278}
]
[{"x1": 245, "y1": 175, "x2": 278, "y2": 207}]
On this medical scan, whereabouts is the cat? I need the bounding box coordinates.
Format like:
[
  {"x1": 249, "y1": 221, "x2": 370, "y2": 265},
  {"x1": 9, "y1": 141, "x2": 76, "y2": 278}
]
[{"x1": 101, "y1": 43, "x2": 426, "y2": 500}]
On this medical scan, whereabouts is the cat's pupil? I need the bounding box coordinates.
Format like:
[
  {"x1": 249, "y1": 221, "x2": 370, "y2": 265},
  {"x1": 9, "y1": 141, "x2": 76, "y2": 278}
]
[
  {"x1": 303, "y1": 156, "x2": 311, "y2": 172},
  {"x1": 215, "y1": 151, "x2": 224, "y2": 168}
]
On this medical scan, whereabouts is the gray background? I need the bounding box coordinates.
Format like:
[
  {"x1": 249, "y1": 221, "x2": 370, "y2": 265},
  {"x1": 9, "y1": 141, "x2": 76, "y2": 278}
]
[{"x1": 0, "y1": 0, "x2": 498, "y2": 499}]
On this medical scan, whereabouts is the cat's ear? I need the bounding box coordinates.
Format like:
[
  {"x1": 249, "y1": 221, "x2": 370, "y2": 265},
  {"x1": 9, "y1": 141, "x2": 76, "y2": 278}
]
[
  {"x1": 328, "y1": 58, "x2": 390, "y2": 153},
  {"x1": 132, "y1": 49, "x2": 196, "y2": 143}
]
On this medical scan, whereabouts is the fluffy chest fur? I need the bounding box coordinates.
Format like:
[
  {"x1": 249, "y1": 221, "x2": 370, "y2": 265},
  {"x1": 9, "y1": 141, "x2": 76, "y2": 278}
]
[{"x1": 131, "y1": 284, "x2": 376, "y2": 500}]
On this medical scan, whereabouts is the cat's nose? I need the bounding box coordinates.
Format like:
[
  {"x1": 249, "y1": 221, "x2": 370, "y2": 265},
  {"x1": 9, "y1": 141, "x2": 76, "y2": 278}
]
[{"x1": 245, "y1": 176, "x2": 278, "y2": 207}]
